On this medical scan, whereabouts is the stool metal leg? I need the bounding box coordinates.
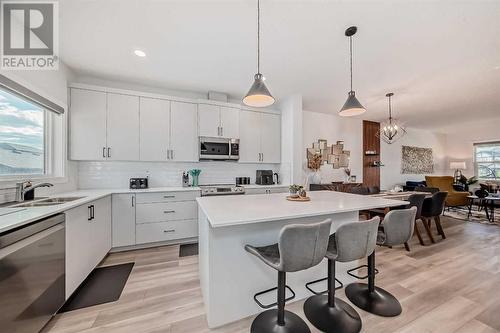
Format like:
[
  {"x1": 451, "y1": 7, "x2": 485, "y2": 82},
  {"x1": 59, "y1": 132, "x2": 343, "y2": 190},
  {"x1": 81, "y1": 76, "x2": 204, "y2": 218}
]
[
  {"x1": 345, "y1": 251, "x2": 402, "y2": 317},
  {"x1": 304, "y1": 259, "x2": 362, "y2": 333},
  {"x1": 251, "y1": 271, "x2": 310, "y2": 333}
]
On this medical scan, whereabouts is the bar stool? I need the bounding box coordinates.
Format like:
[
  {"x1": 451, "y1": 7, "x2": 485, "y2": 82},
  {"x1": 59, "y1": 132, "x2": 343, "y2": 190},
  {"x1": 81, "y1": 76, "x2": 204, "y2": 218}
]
[
  {"x1": 303, "y1": 217, "x2": 381, "y2": 333},
  {"x1": 345, "y1": 207, "x2": 417, "y2": 317},
  {"x1": 245, "y1": 219, "x2": 332, "y2": 333}
]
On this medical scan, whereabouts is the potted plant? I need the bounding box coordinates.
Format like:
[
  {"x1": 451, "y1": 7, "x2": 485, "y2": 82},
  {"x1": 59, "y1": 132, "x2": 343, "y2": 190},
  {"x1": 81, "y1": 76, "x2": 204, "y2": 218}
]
[
  {"x1": 458, "y1": 175, "x2": 478, "y2": 192},
  {"x1": 289, "y1": 184, "x2": 303, "y2": 198}
]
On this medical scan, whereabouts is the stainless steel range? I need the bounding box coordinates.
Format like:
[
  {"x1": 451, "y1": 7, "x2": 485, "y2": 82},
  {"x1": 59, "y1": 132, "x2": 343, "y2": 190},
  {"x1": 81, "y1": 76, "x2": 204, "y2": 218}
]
[{"x1": 200, "y1": 184, "x2": 245, "y2": 196}]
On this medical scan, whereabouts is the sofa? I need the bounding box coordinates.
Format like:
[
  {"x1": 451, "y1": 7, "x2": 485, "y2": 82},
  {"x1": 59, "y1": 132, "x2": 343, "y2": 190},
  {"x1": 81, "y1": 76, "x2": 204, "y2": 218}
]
[{"x1": 425, "y1": 176, "x2": 469, "y2": 207}]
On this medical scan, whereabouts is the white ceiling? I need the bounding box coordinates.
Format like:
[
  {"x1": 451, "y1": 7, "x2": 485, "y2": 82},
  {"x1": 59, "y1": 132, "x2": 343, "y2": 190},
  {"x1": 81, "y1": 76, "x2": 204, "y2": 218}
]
[{"x1": 59, "y1": 0, "x2": 500, "y2": 131}]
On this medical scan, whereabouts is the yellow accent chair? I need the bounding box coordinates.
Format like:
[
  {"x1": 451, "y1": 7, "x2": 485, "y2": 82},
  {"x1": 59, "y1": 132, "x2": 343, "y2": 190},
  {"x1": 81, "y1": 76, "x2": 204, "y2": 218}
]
[{"x1": 425, "y1": 176, "x2": 469, "y2": 207}]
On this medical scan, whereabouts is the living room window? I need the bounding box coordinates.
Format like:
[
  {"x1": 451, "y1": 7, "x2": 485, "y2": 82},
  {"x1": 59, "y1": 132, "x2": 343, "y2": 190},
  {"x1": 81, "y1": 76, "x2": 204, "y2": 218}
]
[{"x1": 474, "y1": 142, "x2": 500, "y2": 180}]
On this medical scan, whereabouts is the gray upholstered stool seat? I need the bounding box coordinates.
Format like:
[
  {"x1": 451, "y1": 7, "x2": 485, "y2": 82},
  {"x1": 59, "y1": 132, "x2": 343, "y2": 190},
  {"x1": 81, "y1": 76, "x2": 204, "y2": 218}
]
[
  {"x1": 304, "y1": 217, "x2": 381, "y2": 333},
  {"x1": 245, "y1": 219, "x2": 332, "y2": 333},
  {"x1": 346, "y1": 207, "x2": 417, "y2": 317}
]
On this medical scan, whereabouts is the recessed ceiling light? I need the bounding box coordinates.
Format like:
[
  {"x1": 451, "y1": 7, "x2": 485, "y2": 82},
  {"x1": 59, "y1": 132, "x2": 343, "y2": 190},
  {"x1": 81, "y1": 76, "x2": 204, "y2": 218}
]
[
  {"x1": 494, "y1": 66, "x2": 500, "y2": 70},
  {"x1": 134, "y1": 49, "x2": 146, "y2": 57}
]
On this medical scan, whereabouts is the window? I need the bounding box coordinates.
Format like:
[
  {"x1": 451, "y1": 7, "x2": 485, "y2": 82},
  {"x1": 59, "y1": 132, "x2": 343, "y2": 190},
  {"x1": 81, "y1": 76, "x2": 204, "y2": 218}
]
[
  {"x1": 474, "y1": 142, "x2": 500, "y2": 180},
  {"x1": 0, "y1": 88, "x2": 46, "y2": 176}
]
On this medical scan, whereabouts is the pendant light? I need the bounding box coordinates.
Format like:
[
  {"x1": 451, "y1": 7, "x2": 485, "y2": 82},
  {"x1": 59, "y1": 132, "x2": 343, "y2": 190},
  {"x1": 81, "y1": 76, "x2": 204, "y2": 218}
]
[
  {"x1": 377, "y1": 92, "x2": 406, "y2": 144},
  {"x1": 243, "y1": 0, "x2": 275, "y2": 107},
  {"x1": 339, "y1": 26, "x2": 366, "y2": 116}
]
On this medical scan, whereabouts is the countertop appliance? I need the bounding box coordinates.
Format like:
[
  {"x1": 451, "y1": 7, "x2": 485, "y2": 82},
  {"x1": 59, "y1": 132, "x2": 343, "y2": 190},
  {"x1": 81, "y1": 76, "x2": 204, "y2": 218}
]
[
  {"x1": 199, "y1": 137, "x2": 239, "y2": 161},
  {"x1": 256, "y1": 170, "x2": 275, "y2": 185},
  {"x1": 200, "y1": 184, "x2": 245, "y2": 196},
  {"x1": 129, "y1": 178, "x2": 148, "y2": 189},
  {"x1": 0, "y1": 213, "x2": 65, "y2": 333},
  {"x1": 236, "y1": 177, "x2": 250, "y2": 185}
]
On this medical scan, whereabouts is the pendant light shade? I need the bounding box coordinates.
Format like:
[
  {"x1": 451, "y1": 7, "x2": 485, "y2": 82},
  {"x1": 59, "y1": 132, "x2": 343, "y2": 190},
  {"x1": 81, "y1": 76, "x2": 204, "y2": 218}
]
[
  {"x1": 377, "y1": 93, "x2": 406, "y2": 144},
  {"x1": 339, "y1": 91, "x2": 365, "y2": 116},
  {"x1": 243, "y1": 0, "x2": 275, "y2": 107},
  {"x1": 339, "y1": 26, "x2": 366, "y2": 117},
  {"x1": 243, "y1": 73, "x2": 275, "y2": 107}
]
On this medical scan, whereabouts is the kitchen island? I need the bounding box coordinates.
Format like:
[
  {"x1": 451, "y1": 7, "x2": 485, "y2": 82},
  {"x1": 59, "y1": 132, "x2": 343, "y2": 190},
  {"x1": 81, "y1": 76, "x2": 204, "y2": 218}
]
[{"x1": 196, "y1": 190, "x2": 407, "y2": 328}]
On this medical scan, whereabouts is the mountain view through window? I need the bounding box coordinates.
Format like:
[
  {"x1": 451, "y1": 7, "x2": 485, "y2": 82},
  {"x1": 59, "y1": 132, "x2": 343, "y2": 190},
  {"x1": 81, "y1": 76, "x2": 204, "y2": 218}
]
[{"x1": 0, "y1": 89, "x2": 45, "y2": 176}]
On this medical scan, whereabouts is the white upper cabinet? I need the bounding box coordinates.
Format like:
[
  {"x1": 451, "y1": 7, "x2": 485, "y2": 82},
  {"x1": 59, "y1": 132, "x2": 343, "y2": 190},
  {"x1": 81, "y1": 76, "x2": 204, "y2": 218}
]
[
  {"x1": 170, "y1": 101, "x2": 198, "y2": 162},
  {"x1": 69, "y1": 85, "x2": 277, "y2": 163},
  {"x1": 239, "y1": 110, "x2": 262, "y2": 163},
  {"x1": 220, "y1": 106, "x2": 239, "y2": 138},
  {"x1": 198, "y1": 104, "x2": 220, "y2": 137},
  {"x1": 106, "y1": 93, "x2": 140, "y2": 160},
  {"x1": 260, "y1": 113, "x2": 281, "y2": 163},
  {"x1": 198, "y1": 104, "x2": 239, "y2": 138},
  {"x1": 239, "y1": 110, "x2": 281, "y2": 163},
  {"x1": 140, "y1": 97, "x2": 170, "y2": 161},
  {"x1": 69, "y1": 89, "x2": 107, "y2": 160}
]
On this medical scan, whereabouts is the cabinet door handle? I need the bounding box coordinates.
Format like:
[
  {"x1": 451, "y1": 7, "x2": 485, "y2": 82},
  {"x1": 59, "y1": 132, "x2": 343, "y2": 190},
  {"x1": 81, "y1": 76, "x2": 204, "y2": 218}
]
[
  {"x1": 163, "y1": 195, "x2": 175, "y2": 198},
  {"x1": 163, "y1": 210, "x2": 176, "y2": 214},
  {"x1": 221, "y1": 127, "x2": 223, "y2": 136},
  {"x1": 163, "y1": 229, "x2": 175, "y2": 233},
  {"x1": 261, "y1": 153, "x2": 264, "y2": 162},
  {"x1": 91, "y1": 205, "x2": 95, "y2": 220},
  {"x1": 88, "y1": 205, "x2": 92, "y2": 221},
  {"x1": 171, "y1": 150, "x2": 174, "y2": 160},
  {"x1": 107, "y1": 147, "x2": 111, "y2": 158},
  {"x1": 102, "y1": 147, "x2": 106, "y2": 158},
  {"x1": 131, "y1": 196, "x2": 135, "y2": 207}
]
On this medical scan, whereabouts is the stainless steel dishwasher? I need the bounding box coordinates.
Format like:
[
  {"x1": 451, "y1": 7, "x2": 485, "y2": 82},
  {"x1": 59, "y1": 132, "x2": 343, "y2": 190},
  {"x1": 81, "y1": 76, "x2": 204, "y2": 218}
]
[{"x1": 0, "y1": 214, "x2": 65, "y2": 333}]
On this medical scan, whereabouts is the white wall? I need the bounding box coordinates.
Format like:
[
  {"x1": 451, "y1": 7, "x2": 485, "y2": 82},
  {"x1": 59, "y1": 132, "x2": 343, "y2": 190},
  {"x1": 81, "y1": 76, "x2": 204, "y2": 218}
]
[
  {"x1": 301, "y1": 111, "x2": 449, "y2": 190},
  {"x1": 279, "y1": 95, "x2": 303, "y2": 185},
  {"x1": 442, "y1": 116, "x2": 500, "y2": 178},
  {"x1": 380, "y1": 128, "x2": 447, "y2": 190},
  {"x1": 0, "y1": 63, "x2": 78, "y2": 202},
  {"x1": 302, "y1": 111, "x2": 363, "y2": 185}
]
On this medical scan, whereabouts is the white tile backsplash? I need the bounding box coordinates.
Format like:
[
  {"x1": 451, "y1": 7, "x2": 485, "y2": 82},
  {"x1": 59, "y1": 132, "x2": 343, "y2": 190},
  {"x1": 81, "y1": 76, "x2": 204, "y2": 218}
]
[{"x1": 78, "y1": 161, "x2": 284, "y2": 189}]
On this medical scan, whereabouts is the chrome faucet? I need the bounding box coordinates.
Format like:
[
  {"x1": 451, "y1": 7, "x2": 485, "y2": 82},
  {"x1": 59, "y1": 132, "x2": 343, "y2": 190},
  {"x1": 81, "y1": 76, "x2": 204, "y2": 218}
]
[{"x1": 15, "y1": 181, "x2": 54, "y2": 202}]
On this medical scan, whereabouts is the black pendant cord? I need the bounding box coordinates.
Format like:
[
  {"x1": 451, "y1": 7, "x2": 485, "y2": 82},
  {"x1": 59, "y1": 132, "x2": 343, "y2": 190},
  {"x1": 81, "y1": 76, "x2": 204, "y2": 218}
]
[
  {"x1": 388, "y1": 94, "x2": 392, "y2": 124},
  {"x1": 257, "y1": 0, "x2": 260, "y2": 75},
  {"x1": 349, "y1": 36, "x2": 353, "y2": 92}
]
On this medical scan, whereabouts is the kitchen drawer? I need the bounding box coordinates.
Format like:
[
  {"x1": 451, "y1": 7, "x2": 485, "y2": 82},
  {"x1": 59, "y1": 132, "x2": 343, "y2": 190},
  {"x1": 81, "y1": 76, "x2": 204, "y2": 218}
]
[
  {"x1": 136, "y1": 201, "x2": 197, "y2": 223},
  {"x1": 136, "y1": 219, "x2": 198, "y2": 244},
  {"x1": 136, "y1": 191, "x2": 199, "y2": 204}
]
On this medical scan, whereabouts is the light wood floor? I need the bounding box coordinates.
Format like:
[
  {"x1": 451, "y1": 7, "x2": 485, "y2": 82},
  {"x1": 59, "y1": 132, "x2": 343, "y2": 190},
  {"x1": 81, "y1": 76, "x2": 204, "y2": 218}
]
[{"x1": 44, "y1": 216, "x2": 500, "y2": 333}]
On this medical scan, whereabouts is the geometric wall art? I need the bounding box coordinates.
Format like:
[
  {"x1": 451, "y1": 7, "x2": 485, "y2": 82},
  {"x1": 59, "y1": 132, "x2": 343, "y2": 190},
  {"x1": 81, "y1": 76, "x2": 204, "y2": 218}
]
[
  {"x1": 307, "y1": 139, "x2": 350, "y2": 170},
  {"x1": 401, "y1": 145, "x2": 434, "y2": 174}
]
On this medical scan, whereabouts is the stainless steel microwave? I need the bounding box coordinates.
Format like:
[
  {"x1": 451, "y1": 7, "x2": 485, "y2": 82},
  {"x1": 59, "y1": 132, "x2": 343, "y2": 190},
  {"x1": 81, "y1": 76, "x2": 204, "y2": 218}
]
[{"x1": 199, "y1": 137, "x2": 239, "y2": 161}]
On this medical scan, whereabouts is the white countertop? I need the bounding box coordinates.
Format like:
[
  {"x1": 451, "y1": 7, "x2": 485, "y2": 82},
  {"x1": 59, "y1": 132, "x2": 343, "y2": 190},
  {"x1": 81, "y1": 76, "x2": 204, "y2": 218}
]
[
  {"x1": 0, "y1": 184, "x2": 290, "y2": 234},
  {"x1": 0, "y1": 186, "x2": 201, "y2": 234},
  {"x1": 197, "y1": 190, "x2": 408, "y2": 228}
]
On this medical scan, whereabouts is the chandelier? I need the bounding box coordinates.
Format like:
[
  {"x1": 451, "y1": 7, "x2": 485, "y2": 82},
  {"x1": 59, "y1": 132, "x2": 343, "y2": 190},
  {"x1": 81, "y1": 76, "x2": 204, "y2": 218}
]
[{"x1": 378, "y1": 93, "x2": 406, "y2": 144}]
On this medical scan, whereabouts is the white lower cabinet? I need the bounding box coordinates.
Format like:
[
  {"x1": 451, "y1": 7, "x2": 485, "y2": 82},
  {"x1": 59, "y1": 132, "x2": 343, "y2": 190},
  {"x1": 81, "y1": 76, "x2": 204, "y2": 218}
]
[
  {"x1": 111, "y1": 191, "x2": 200, "y2": 248},
  {"x1": 65, "y1": 196, "x2": 111, "y2": 299},
  {"x1": 112, "y1": 194, "x2": 136, "y2": 247},
  {"x1": 136, "y1": 220, "x2": 198, "y2": 244},
  {"x1": 135, "y1": 191, "x2": 199, "y2": 245}
]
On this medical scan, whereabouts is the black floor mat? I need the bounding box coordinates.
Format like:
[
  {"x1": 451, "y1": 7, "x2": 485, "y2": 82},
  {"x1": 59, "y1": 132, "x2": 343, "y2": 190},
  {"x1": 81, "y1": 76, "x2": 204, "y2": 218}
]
[
  {"x1": 59, "y1": 263, "x2": 134, "y2": 313},
  {"x1": 179, "y1": 243, "x2": 198, "y2": 257}
]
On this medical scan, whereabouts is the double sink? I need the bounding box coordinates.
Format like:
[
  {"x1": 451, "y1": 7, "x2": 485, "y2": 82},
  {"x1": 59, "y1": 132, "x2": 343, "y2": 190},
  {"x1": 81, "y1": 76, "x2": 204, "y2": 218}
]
[{"x1": 12, "y1": 197, "x2": 85, "y2": 208}]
